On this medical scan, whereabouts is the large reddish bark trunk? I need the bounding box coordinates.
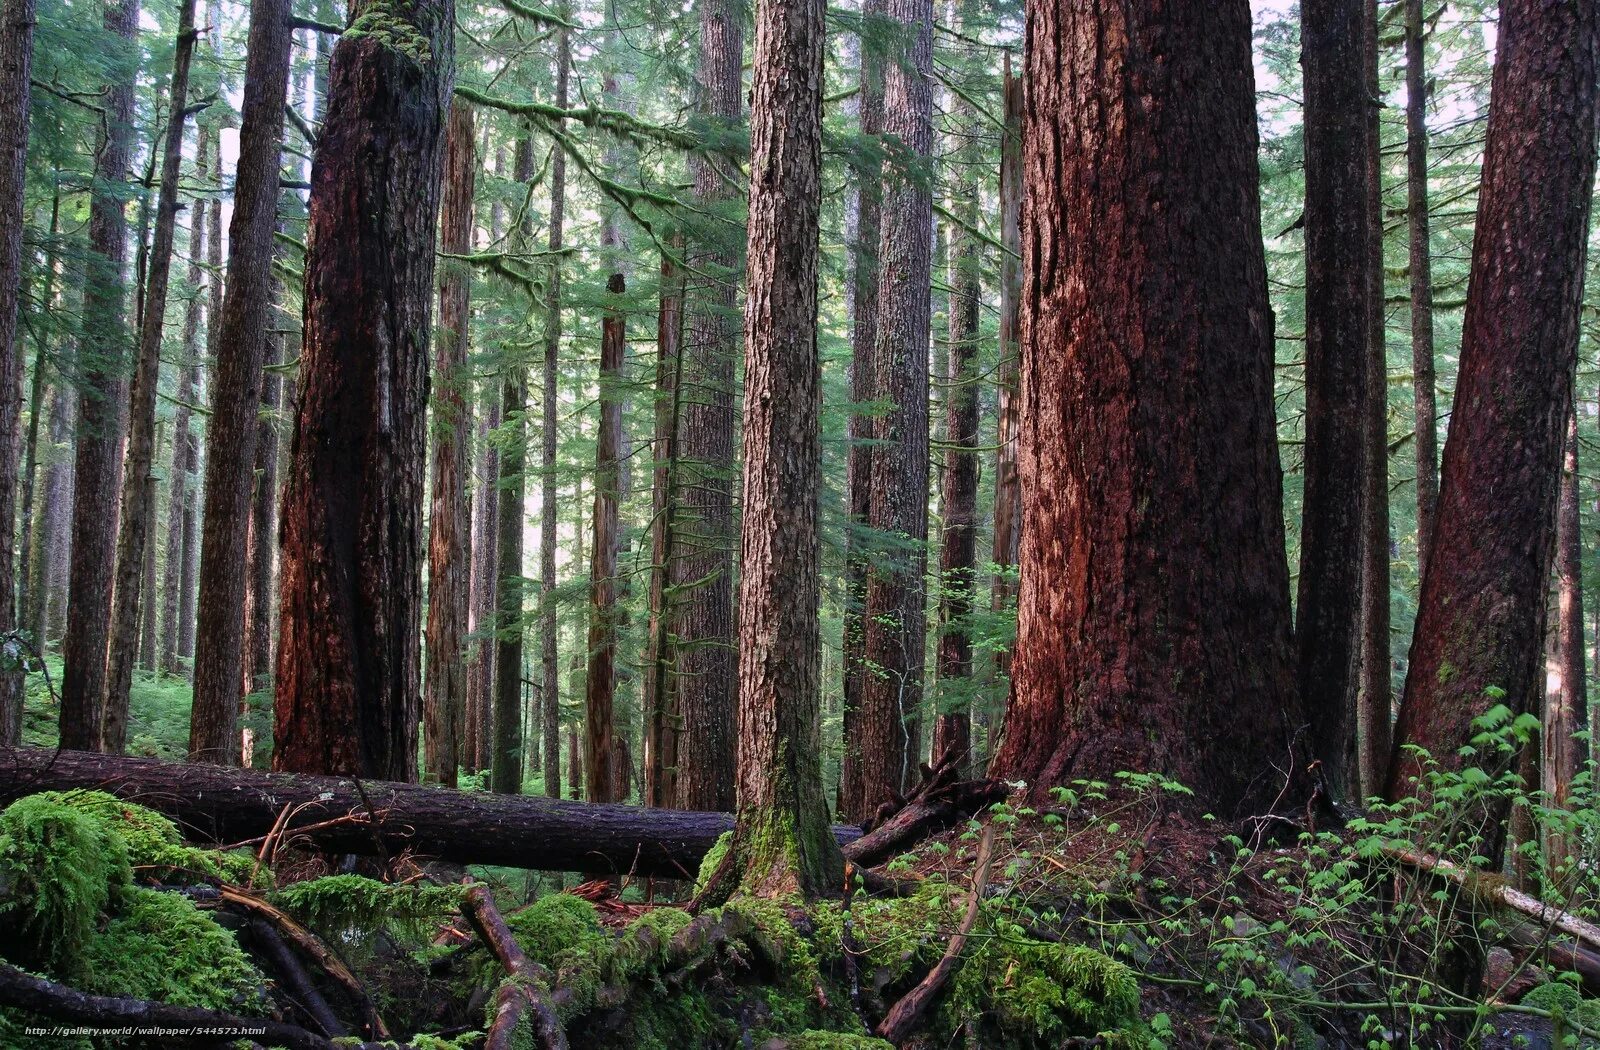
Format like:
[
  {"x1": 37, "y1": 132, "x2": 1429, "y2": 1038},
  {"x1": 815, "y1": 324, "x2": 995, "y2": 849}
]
[
  {"x1": 0, "y1": 0, "x2": 34, "y2": 745},
  {"x1": 584, "y1": 273, "x2": 626, "y2": 804},
  {"x1": 188, "y1": 0, "x2": 292, "y2": 763},
  {"x1": 274, "y1": 0, "x2": 455, "y2": 781},
  {"x1": 60, "y1": 0, "x2": 139, "y2": 752},
  {"x1": 669, "y1": 0, "x2": 744, "y2": 815},
  {"x1": 855, "y1": 0, "x2": 934, "y2": 821},
  {"x1": 836, "y1": 0, "x2": 885, "y2": 822},
  {"x1": 423, "y1": 103, "x2": 476, "y2": 788},
  {"x1": 989, "y1": 0, "x2": 1303, "y2": 815},
  {"x1": 1295, "y1": 0, "x2": 1371, "y2": 799},
  {"x1": 1387, "y1": 0, "x2": 1597, "y2": 857},
  {"x1": 724, "y1": 0, "x2": 841, "y2": 900}
]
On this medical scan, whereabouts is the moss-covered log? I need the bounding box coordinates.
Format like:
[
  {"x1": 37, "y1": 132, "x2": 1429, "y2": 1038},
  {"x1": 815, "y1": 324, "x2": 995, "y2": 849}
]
[{"x1": 0, "y1": 747, "x2": 862, "y2": 877}]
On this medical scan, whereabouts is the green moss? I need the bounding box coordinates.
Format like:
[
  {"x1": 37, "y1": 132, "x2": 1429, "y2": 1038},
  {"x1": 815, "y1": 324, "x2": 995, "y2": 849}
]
[
  {"x1": 79, "y1": 886, "x2": 266, "y2": 1011},
  {"x1": 0, "y1": 793, "x2": 131, "y2": 972},
  {"x1": 53, "y1": 790, "x2": 258, "y2": 886},
  {"x1": 696, "y1": 831, "x2": 733, "y2": 896},
  {"x1": 272, "y1": 874, "x2": 463, "y2": 940},
  {"x1": 945, "y1": 927, "x2": 1139, "y2": 1046},
  {"x1": 778, "y1": 1033, "x2": 895, "y2": 1050},
  {"x1": 344, "y1": 0, "x2": 433, "y2": 66}
]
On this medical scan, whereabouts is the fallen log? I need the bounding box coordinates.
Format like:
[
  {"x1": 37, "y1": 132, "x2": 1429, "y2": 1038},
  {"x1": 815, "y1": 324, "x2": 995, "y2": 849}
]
[{"x1": 0, "y1": 747, "x2": 862, "y2": 878}]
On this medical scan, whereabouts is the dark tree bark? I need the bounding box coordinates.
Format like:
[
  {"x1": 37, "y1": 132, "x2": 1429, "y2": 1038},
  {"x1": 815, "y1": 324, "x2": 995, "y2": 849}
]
[
  {"x1": 855, "y1": 0, "x2": 934, "y2": 821},
  {"x1": 1387, "y1": 0, "x2": 1597, "y2": 859},
  {"x1": 989, "y1": 0, "x2": 1304, "y2": 814},
  {"x1": 104, "y1": 0, "x2": 199, "y2": 753},
  {"x1": 988, "y1": 61, "x2": 1022, "y2": 764},
  {"x1": 1404, "y1": 0, "x2": 1438, "y2": 575},
  {"x1": 585, "y1": 272, "x2": 626, "y2": 804},
  {"x1": 1357, "y1": 0, "x2": 1391, "y2": 798},
  {"x1": 423, "y1": 102, "x2": 476, "y2": 788},
  {"x1": 1543, "y1": 405, "x2": 1587, "y2": 867},
  {"x1": 274, "y1": 0, "x2": 454, "y2": 781},
  {"x1": 1296, "y1": 0, "x2": 1372, "y2": 800},
  {"x1": 836, "y1": 0, "x2": 885, "y2": 823},
  {"x1": 60, "y1": 0, "x2": 139, "y2": 752},
  {"x1": 644, "y1": 244, "x2": 684, "y2": 807},
  {"x1": 567, "y1": 722, "x2": 582, "y2": 801},
  {"x1": 931, "y1": 47, "x2": 981, "y2": 767},
  {"x1": 541, "y1": 24, "x2": 570, "y2": 800},
  {"x1": 244, "y1": 290, "x2": 284, "y2": 702},
  {"x1": 188, "y1": 0, "x2": 292, "y2": 763},
  {"x1": 490, "y1": 139, "x2": 532, "y2": 795},
  {"x1": 466, "y1": 401, "x2": 500, "y2": 772},
  {"x1": 0, "y1": 0, "x2": 35, "y2": 745},
  {"x1": 670, "y1": 0, "x2": 744, "y2": 815},
  {"x1": 137, "y1": 443, "x2": 159, "y2": 672},
  {"x1": 722, "y1": 0, "x2": 841, "y2": 901}
]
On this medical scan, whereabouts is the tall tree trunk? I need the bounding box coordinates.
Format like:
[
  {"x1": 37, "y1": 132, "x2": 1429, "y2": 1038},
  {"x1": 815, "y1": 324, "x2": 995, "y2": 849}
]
[
  {"x1": 423, "y1": 102, "x2": 476, "y2": 788},
  {"x1": 1404, "y1": 0, "x2": 1438, "y2": 574},
  {"x1": 0, "y1": 0, "x2": 34, "y2": 744},
  {"x1": 987, "y1": 58, "x2": 1022, "y2": 767},
  {"x1": 932, "y1": 19, "x2": 980, "y2": 768},
  {"x1": 14, "y1": 197, "x2": 56, "y2": 682},
  {"x1": 467, "y1": 401, "x2": 499, "y2": 772},
  {"x1": 1543, "y1": 405, "x2": 1587, "y2": 869},
  {"x1": 136, "y1": 430, "x2": 160, "y2": 672},
  {"x1": 60, "y1": 0, "x2": 139, "y2": 752},
  {"x1": 989, "y1": 0, "x2": 1304, "y2": 814},
  {"x1": 188, "y1": 0, "x2": 292, "y2": 763},
  {"x1": 855, "y1": 0, "x2": 934, "y2": 820},
  {"x1": 722, "y1": 0, "x2": 841, "y2": 901},
  {"x1": 273, "y1": 0, "x2": 454, "y2": 781},
  {"x1": 585, "y1": 273, "x2": 625, "y2": 805},
  {"x1": 1296, "y1": 0, "x2": 1372, "y2": 800},
  {"x1": 160, "y1": 131, "x2": 208, "y2": 676},
  {"x1": 104, "y1": 0, "x2": 199, "y2": 753},
  {"x1": 644, "y1": 244, "x2": 684, "y2": 807},
  {"x1": 30, "y1": 385, "x2": 71, "y2": 650},
  {"x1": 1387, "y1": 0, "x2": 1598, "y2": 863},
  {"x1": 490, "y1": 137, "x2": 533, "y2": 796},
  {"x1": 567, "y1": 723, "x2": 582, "y2": 801},
  {"x1": 1357, "y1": 0, "x2": 1392, "y2": 798},
  {"x1": 540, "y1": 22, "x2": 570, "y2": 801},
  {"x1": 244, "y1": 286, "x2": 284, "y2": 703},
  {"x1": 837, "y1": 0, "x2": 886, "y2": 823},
  {"x1": 671, "y1": 0, "x2": 744, "y2": 815}
]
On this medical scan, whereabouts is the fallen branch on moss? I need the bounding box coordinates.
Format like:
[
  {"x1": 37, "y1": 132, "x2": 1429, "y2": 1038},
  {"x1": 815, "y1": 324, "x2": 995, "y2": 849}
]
[
  {"x1": 0, "y1": 960, "x2": 341, "y2": 1050},
  {"x1": 461, "y1": 885, "x2": 568, "y2": 1050},
  {"x1": 849, "y1": 747, "x2": 1010, "y2": 868},
  {"x1": 1390, "y1": 848, "x2": 1600, "y2": 951}
]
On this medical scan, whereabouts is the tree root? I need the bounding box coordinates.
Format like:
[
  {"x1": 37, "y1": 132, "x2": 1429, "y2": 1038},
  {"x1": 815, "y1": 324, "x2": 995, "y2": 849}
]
[{"x1": 461, "y1": 884, "x2": 569, "y2": 1050}]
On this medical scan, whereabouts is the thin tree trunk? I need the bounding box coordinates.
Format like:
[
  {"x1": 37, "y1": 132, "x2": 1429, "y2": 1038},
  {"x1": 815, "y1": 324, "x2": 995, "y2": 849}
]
[
  {"x1": 644, "y1": 243, "x2": 684, "y2": 808},
  {"x1": 1357, "y1": 0, "x2": 1392, "y2": 799},
  {"x1": 1388, "y1": 0, "x2": 1598, "y2": 868},
  {"x1": 671, "y1": 0, "x2": 744, "y2": 815},
  {"x1": 243, "y1": 285, "x2": 283, "y2": 704},
  {"x1": 137, "y1": 425, "x2": 160, "y2": 672},
  {"x1": 856, "y1": 0, "x2": 934, "y2": 821},
  {"x1": 29, "y1": 385, "x2": 71, "y2": 651},
  {"x1": 160, "y1": 129, "x2": 207, "y2": 676},
  {"x1": 273, "y1": 0, "x2": 453, "y2": 781},
  {"x1": 837, "y1": 0, "x2": 886, "y2": 822},
  {"x1": 1405, "y1": 0, "x2": 1438, "y2": 574},
  {"x1": 14, "y1": 195, "x2": 57, "y2": 678},
  {"x1": 541, "y1": 22, "x2": 570, "y2": 801},
  {"x1": 423, "y1": 102, "x2": 476, "y2": 788},
  {"x1": 986, "y1": 58, "x2": 1022, "y2": 768},
  {"x1": 585, "y1": 273, "x2": 625, "y2": 804},
  {"x1": 60, "y1": 0, "x2": 139, "y2": 752},
  {"x1": 188, "y1": 0, "x2": 292, "y2": 763},
  {"x1": 0, "y1": 0, "x2": 31, "y2": 744},
  {"x1": 931, "y1": 38, "x2": 980, "y2": 767},
  {"x1": 989, "y1": 0, "x2": 1305, "y2": 814},
  {"x1": 467, "y1": 400, "x2": 499, "y2": 773},
  {"x1": 721, "y1": 0, "x2": 841, "y2": 901},
  {"x1": 567, "y1": 724, "x2": 581, "y2": 801},
  {"x1": 1544, "y1": 405, "x2": 1587, "y2": 869},
  {"x1": 491, "y1": 137, "x2": 533, "y2": 796}
]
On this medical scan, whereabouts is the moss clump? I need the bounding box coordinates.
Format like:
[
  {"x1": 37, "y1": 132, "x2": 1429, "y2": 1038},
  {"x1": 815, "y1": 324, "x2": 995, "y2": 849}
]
[
  {"x1": 344, "y1": 0, "x2": 434, "y2": 66},
  {"x1": 776, "y1": 1033, "x2": 895, "y2": 1050},
  {"x1": 696, "y1": 831, "x2": 733, "y2": 897},
  {"x1": 272, "y1": 873, "x2": 463, "y2": 942},
  {"x1": 53, "y1": 790, "x2": 258, "y2": 886},
  {"x1": 0, "y1": 793, "x2": 131, "y2": 972},
  {"x1": 507, "y1": 892, "x2": 606, "y2": 959},
  {"x1": 80, "y1": 886, "x2": 265, "y2": 1011}
]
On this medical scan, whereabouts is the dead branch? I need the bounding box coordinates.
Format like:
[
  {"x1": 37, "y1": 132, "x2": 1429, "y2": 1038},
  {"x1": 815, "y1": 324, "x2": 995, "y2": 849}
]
[{"x1": 461, "y1": 884, "x2": 568, "y2": 1050}]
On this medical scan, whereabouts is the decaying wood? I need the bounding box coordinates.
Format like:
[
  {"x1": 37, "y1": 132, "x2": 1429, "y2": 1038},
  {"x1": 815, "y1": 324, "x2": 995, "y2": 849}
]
[
  {"x1": 461, "y1": 884, "x2": 568, "y2": 1050},
  {"x1": 849, "y1": 746, "x2": 1009, "y2": 867},
  {"x1": 877, "y1": 823, "x2": 997, "y2": 1043},
  {"x1": 1390, "y1": 848, "x2": 1600, "y2": 952},
  {"x1": 0, "y1": 747, "x2": 861, "y2": 877},
  {"x1": 247, "y1": 917, "x2": 347, "y2": 1038},
  {"x1": 0, "y1": 960, "x2": 336, "y2": 1050}
]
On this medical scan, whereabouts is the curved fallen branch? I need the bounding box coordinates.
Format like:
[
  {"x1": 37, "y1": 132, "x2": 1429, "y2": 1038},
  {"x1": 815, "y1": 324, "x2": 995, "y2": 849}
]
[{"x1": 461, "y1": 885, "x2": 568, "y2": 1050}]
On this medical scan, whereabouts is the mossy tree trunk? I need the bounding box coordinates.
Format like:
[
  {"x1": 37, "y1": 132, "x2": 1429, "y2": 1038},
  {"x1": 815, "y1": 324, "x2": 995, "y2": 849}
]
[
  {"x1": 274, "y1": 0, "x2": 455, "y2": 780},
  {"x1": 724, "y1": 0, "x2": 842, "y2": 900}
]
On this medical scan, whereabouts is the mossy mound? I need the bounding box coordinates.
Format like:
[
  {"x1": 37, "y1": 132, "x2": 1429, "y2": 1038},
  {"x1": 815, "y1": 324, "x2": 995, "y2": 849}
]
[
  {"x1": 50, "y1": 789, "x2": 259, "y2": 885},
  {"x1": 79, "y1": 886, "x2": 266, "y2": 1011},
  {"x1": 272, "y1": 872, "x2": 464, "y2": 940}
]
